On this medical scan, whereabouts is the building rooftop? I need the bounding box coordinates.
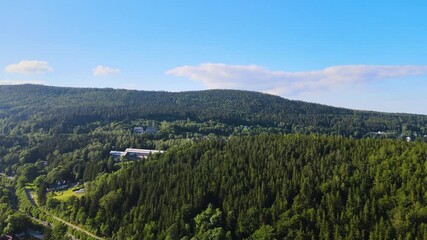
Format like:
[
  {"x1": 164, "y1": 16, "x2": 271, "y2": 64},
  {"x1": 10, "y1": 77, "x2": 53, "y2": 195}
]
[{"x1": 125, "y1": 148, "x2": 165, "y2": 154}]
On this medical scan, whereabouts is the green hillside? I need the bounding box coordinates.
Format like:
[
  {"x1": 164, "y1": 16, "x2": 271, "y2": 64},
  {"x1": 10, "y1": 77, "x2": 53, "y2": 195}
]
[
  {"x1": 0, "y1": 84, "x2": 425, "y2": 138},
  {"x1": 1, "y1": 84, "x2": 427, "y2": 239},
  {"x1": 49, "y1": 135, "x2": 427, "y2": 239}
]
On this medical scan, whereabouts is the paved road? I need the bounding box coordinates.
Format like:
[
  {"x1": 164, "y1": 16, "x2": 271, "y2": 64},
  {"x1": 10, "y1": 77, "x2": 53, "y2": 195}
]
[
  {"x1": 24, "y1": 187, "x2": 105, "y2": 240},
  {"x1": 48, "y1": 213, "x2": 105, "y2": 240},
  {"x1": 30, "y1": 212, "x2": 103, "y2": 240},
  {"x1": 28, "y1": 215, "x2": 50, "y2": 227},
  {"x1": 25, "y1": 188, "x2": 37, "y2": 206},
  {"x1": 29, "y1": 215, "x2": 79, "y2": 240}
]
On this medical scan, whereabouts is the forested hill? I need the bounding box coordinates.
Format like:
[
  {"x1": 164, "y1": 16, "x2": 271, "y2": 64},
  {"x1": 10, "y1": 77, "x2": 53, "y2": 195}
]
[
  {"x1": 49, "y1": 135, "x2": 427, "y2": 239},
  {"x1": 0, "y1": 84, "x2": 426, "y2": 137},
  {"x1": 1, "y1": 85, "x2": 427, "y2": 239}
]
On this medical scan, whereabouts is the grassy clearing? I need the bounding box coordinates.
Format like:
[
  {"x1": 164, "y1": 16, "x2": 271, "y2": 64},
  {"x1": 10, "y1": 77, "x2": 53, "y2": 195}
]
[
  {"x1": 52, "y1": 185, "x2": 85, "y2": 201},
  {"x1": 32, "y1": 193, "x2": 39, "y2": 206},
  {"x1": 25, "y1": 183, "x2": 37, "y2": 191}
]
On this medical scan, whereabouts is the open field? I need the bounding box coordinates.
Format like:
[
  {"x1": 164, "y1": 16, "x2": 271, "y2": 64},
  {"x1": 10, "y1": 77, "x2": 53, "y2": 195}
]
[{"x1": 52, "y1": 185, "x2": 85, "y2": 201}]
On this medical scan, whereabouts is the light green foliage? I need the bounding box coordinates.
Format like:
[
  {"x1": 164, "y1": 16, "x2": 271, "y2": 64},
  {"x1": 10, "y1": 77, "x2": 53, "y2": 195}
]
[
  {"x1": 99, "y1": 189, "x2": 123, "y2": 215},
  {"x1": 142, "y1": 221, "x2": 158, "y2": 240},
  {"x1": 251, "y1": 225, "x2": 275, "y2": 240},
  {"x1": 192, "y1": 204, "x2": 229, "y2": 240},
  {"x1": 50, "y1": 223, "x2": 69, "y2": 240},
  {"x1": 52, "y1": 187, "x2": 84, "y2": 202},
  {"x1": 0, "y1": 203, "x2": 14, "y2": 234},
  {"x1": 36, "y1": 176, "x2": 47, "y2": 206}
]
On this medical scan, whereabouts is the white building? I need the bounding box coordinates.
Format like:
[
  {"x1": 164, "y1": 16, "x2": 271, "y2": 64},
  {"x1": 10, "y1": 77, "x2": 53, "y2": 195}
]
[
  {"x1": 124, "y1": 148, "x2": 165, "y2": 159},
  {"x1": 110, "y1": 148, "x2": 165, "y2": 160}
]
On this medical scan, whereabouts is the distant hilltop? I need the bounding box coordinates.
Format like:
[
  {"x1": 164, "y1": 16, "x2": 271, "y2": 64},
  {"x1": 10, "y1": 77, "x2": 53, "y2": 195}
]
[{"x1": 0, "y1": 84, "x2": 426, "y2": 138}]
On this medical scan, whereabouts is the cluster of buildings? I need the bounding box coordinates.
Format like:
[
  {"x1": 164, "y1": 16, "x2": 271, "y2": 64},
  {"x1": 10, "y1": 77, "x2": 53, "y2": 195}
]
[
  {"x1": 133, "y1": 126, "x2": 157, "y2": 135},
  {"x1": 47, "y1": 180, "x2": 70, "y2": 192},
  {"x1": 108, "y1": 126, "x2": 164, "y2": 160}
]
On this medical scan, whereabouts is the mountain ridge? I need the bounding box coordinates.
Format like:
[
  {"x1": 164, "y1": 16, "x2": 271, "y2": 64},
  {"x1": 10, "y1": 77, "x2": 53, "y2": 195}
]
[
  {"x1": 0, "y1": 84, "x2": 422, "y2": 115},
  {"x1": 0, "y1": 84, "x2": 425, "y2": 138}
]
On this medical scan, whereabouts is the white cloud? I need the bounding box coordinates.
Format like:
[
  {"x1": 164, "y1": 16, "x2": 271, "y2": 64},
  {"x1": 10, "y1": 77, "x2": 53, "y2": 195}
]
[
  {"x1": 93, "y1": 65, "x2": 121, "y2": 76},
  {"x1": 166, "y1": 63, "x2": 427, "y2": 95},
  {"x1": 0, "y1": 79, "x2": 44, "y2": 85},
  {"x1": 5, "y1": 60, "x2": 53, "y2": 75}
]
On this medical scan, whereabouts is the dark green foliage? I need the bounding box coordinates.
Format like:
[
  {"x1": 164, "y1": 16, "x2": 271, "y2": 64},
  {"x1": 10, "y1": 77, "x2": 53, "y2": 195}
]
[
  {"x1": 0, "y1": 85, "x2": 426, "y2": 184},
  {"x1": 36, "y1": 177, "x2": 48, "y2": 206},
  {"x1": 1, "y1": 85, "x2": 427, "y2": 239},
  {"x1": 50, "y1": 223, "x2": 69, "y2": 240},
  {"x1": 0, "y1": 84, "x2": 426, "y2": 138},
  {"x1": 3, "y1": 212, "x2": 28, "y2": 235},
  {"x1": 0, "y1": 85, "x2": 425, "y2": 185},
  {"x1": 0, "y1": 180, "x2": 15, "y2": 235},
  {"x1": 48, "y1": 135, "x2": 427, "y2": 239}
]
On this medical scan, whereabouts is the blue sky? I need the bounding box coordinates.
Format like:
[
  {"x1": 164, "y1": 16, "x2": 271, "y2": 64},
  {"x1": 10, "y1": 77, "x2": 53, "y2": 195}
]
[{"x1": 1, "y1": 0, "x2": 427, "y2": 114}]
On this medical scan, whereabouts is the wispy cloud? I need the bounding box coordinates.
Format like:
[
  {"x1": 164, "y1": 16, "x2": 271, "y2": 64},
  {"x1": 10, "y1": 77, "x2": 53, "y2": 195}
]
[
  {"x1": 5, "y1": 60, "x2": 53, "y2": 75},
  {"x1": 93, "y1": 65, "x2": 121, "y2": 76},
  {"x1": 166, "y1": 63, "x2": 427, "y2": 95},
  {"x1": 0, "y1": 79, "x2": 44, "y2": 85}
]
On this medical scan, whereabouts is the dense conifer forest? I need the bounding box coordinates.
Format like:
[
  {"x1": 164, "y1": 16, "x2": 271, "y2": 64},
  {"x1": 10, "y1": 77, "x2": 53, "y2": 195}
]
[
  {"x1": 0, "y1": 85, "x2": 426, "y2": 239},
  {"x1": 44, "y1": 135, "x2": 427, "y2": 239}
]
